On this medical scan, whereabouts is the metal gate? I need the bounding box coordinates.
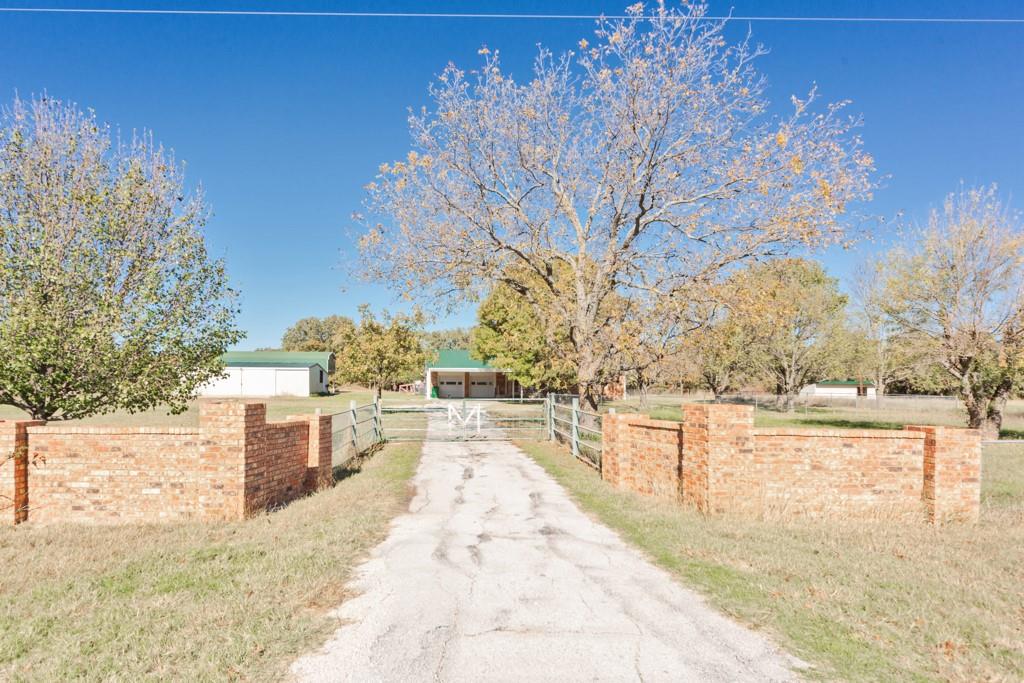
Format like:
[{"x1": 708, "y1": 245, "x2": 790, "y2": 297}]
[{"x1": 381, "y1": 398, "x2": 547, "y2": 442}]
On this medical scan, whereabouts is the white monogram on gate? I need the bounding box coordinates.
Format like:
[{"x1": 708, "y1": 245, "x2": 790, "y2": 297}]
[{"x1": 447, "y1": 404, "x2": 482, "y2": 433}]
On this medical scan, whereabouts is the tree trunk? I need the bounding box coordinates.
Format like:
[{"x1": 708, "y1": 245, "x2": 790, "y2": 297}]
[
  {"x1": 637, "y1": 376, "x2": 649, "y2": 409},
  {"x1": 967, "y1": 409, "x2": 1000, "y2": 439},
  {"x1": 575, "y1": 345, "x2": 602, "y2": 411},
  {"x1": 578, "y1": 381, "x2": 600, "y2": 411},
  {"x1": 963, "y1": 397, "x2": 998, "y2": 438},
  {"x1": 984, "y1": 395, "x2": 1005, "y2": 440},
  {"x1": 704, "y1": 371, "x2": 729, "y2": 403},
  {"x1": 961, "y1": 377, "x2": 1003, "y2": 439}
]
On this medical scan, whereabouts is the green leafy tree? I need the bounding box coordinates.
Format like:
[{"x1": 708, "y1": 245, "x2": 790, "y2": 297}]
[
  {"x1": 0, "y1": 95, "x2": 241, "y2": 420},
  {"x1": 471, "y1": 283, "x2": 577, "y2": 394},
  {"x1": 731, "y1": 259, "x2": 850, "y2": 411},
  {"x1": 358, "y1": 2, "x2": 875, "y2": 408},
  {"x1": 685, "y1": 311, "x2": 755, "y2": 399},
  {"x1": 281, "y1": 315, "x2": 355, "y2": 352},
  {"x1": 422, "y1": 328, "x2": 473, "y2": 356},
  {"x1": 335, "y1": 305, "x2": 427, "y2": 398}
]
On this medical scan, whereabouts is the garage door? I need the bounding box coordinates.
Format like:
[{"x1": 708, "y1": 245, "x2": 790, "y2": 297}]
[
  {"x1": 468, "y1": 378, "x2": 495, "y2": 398},
  {"x1": 438, "y1": 377, "x2": 464, "y2": 398}
]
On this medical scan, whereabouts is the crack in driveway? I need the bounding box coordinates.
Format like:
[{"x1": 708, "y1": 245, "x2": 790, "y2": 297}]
[{"x1": 291, "y1": 435, "x2": 803, "y2": 682}]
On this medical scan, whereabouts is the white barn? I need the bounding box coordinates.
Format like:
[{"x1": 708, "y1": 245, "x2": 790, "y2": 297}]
[
  {"x1": 200, "y1": 351, "x2": 333, "y2": 398},
  {"x1": 800, "y1": 379, "x2": 876, "y2": 400}
]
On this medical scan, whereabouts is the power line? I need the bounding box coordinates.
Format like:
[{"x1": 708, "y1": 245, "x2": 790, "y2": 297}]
[{"x1": 0, "y1": 7, "x2": 1021, "y2": 23}]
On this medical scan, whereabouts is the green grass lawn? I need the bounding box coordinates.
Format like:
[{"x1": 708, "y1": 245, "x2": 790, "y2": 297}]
[
  {"x1": 0, "y1": 388, "x2": 427, "y2": 426},
  {"x1": 519, "y1": 439, "x2": 1024, "y2": 682},
  {"x1": 0, "y1": 442, "x2": 421, "y2": 682}
]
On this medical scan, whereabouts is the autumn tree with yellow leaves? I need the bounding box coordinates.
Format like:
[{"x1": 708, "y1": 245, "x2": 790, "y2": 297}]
[
  {"x1": 881, "y1": 185, "x2": 1024, "y2": 436},
  {"x1": 358, "y1": 2, "x2": 875, "y2": 408},
  {"x1": 730, "y1": 259, "x2": 851, "y2": 411},
  {"x1": 334, "y1": 305, "x2": 427, "y2": 398}
]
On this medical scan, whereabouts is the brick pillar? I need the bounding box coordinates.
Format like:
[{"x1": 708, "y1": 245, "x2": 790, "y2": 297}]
[
  {"x1": 600, "y1": 413, "x2": 642, "y2": 488},
  {"x1": 0, "y1": 420, "x2": 45, "y2": 525},
  {"x1": 681, "y1": 405, "x2": 711, "y2": 511},
  {"x1": 682, "y1": 404, "x2": 755, "y2": 514},
  {"x1": 289, "y1": 413, "x2": 333, "y2": 492},
  {"x1": 906, "y1": 425, "x2": 981, "y2": 523},
  {"x1": 199, "y1": 401, "x2": 266, "y2": 520}
]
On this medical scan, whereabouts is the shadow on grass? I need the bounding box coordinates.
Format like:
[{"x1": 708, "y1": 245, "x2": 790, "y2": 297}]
[{"x1": 332, "y1": 442, "x2": 386, "y2": 483}]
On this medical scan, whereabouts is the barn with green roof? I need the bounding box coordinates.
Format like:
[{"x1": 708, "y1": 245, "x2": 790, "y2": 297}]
[{"x1": 199, "y1": 351, "x2": 334, "y2": 397}]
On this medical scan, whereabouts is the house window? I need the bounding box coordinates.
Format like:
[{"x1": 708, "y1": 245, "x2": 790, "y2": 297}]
[{"x1": 319, "y1": 370, "x2": 324, "y2": 384}]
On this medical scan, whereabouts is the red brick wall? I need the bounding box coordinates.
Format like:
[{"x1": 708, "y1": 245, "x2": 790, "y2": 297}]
[
  {"x1": 601, "y1": 413, "x2": 641, "y2": 488},
  {"x1": 2, "y1": 401, "x2": 333, "y2": 526},
  {"x1": 750, "y1": 428, "x2": 925, "y2": 518},
  {"x1": 907, "y1": 425, "x2": 982, "y2": 523},
  {"x1": 0, "y1": 420, "x2": 45, "y2": 524},
  {"x1": 243, "y1": 407, "x2": 308, "y2": 514},
  {"x1": 289, "y1": 412, "x2": 334, "y2": 492},
  {"x1": 681, "y1": 404, "x2": 756, "y2": 513},
  {"x1": 24, "y1": 427, "x2": 213, "y2": 524},
  {"x1": 620, "y1": 417, "x2": 684, "y2": 500},
  {"x1": 599, "y1": 403, "x2": 982, "y2": 524}
]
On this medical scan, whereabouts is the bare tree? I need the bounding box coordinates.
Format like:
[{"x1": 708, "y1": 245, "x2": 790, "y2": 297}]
[
  {"x1": 357, "y1": 2, "x2": 875, "y2": 408},
  {"x1": 849, "y1": 258, "x2": 921, "y2": 400},
  {"x1": 882, "y1": 185, "x2": 1024, "y2": 436}
]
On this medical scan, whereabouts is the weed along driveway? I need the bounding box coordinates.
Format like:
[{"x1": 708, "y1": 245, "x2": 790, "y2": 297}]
[{"x1": 291, "y1": 437, "x2": 801, "y2": 682}]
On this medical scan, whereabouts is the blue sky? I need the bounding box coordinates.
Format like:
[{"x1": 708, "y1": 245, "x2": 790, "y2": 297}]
[{"x1": 1, "y1": 0, "x2": 1022, "y2": 349}]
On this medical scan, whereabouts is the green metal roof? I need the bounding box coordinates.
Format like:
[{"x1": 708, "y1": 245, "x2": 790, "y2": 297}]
[
  {"x1": 221, "y1": 351, "x2": 334, "y2": 372},
  {"x1": 816, "y1": 379, "x2": 874, "y2": 387},
  {"x1": 429, "y1": 349, "x2": 498, "y2": 370}
]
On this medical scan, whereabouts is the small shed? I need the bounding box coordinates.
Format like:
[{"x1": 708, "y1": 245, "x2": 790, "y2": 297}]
[
  {"x1": 200, "y1": 351, "x2": 333, "y2": 398},
  {"x1": 425, "y1": 350, "x2": 520, "y2": 399},
  {"x1": 800, "y1": 379, "x2": 876, "y2": 400}
]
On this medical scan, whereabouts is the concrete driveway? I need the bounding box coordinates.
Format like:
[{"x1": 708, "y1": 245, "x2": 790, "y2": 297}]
[{"x1": 291, "y1": 437, "x2": 802, "y2": 682}]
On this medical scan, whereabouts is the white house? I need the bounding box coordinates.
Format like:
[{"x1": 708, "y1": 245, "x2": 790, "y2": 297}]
[
  {"x1": 800, "y1": 379, "x2": 876, "y2": 400},
  {"x1": 425, "y1": 350, "x2": 521, "y2": 399},
  {"x1": 200, "y1": 351, "x2": 333, "y2": 398}
]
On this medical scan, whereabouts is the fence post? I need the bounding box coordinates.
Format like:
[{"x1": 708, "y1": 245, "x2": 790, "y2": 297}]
[
  {"x1": 349, "y1": 399, "x2": 358, "y2": 456},
  {"x1": 374, "y1": 396, "x2": 382, "y2": 443},
  {"x1": 546, "y1": 396, "x2": 553, "y2": 440},
  {"x1": 571, "y1": 397, "x2": 580, "y2": 461}
]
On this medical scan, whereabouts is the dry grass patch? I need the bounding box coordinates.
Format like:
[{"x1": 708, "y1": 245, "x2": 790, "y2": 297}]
[
  {"x1": 520, "y1": 440, "x2": 1024, "y2": 682},
  {"x1": 0, "y1": 442, "x2": 421, "y2": 682}
]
